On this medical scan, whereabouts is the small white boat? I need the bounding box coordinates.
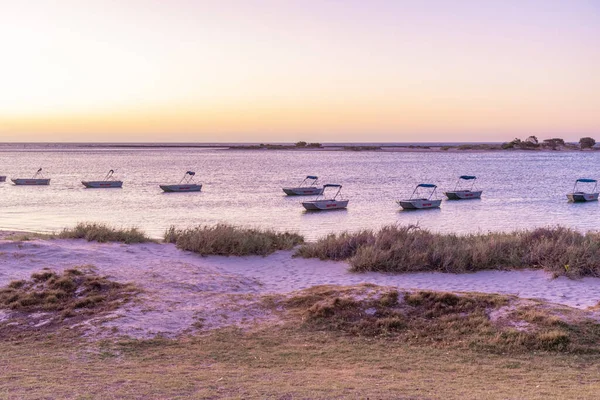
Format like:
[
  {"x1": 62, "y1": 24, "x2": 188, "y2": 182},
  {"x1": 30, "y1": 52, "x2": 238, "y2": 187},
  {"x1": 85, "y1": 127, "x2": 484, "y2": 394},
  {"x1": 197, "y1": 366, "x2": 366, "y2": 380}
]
[
  {"x1": 12, "y1": 168, "x2": 50, "y2": 186},
  {"x1": 0, "y1": 176, "x2": 6, "y2": 182},
  {"x1": 567, "y1": 178, "x2": 599, "y2": 202},
  {"x1": 160, "y1": 171, "x2": 202, "y2": 193},
  {"x1": 82, "y1": 169, "x2": 123, "y2": 188},
  {"x1": 444, "y1": 175, "x2": 482, "y2": 200},
  {"x1": 283, "y1": 175, "x2": 324, "y2": 196},
  {"x1": 302, "y1": 184, "x2": 349, "y2": 210},
  {"x1": 398, "y1": 183, "x2": 441, "y2": 210}
]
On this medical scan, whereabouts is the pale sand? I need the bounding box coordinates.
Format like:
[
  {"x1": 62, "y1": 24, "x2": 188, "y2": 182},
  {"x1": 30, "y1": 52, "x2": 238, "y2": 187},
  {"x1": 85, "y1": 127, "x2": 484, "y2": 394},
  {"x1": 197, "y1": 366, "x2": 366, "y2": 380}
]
[{"x1": 1, "y1": 237, "x2": 599, "y2": 338}]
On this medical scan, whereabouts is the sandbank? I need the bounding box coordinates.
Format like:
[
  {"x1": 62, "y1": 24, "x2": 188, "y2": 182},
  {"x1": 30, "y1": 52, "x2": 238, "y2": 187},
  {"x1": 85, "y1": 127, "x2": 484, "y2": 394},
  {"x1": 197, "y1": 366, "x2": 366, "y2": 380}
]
[{"x1": 1, "y1": 237, "x2": 599, "y2": 338}]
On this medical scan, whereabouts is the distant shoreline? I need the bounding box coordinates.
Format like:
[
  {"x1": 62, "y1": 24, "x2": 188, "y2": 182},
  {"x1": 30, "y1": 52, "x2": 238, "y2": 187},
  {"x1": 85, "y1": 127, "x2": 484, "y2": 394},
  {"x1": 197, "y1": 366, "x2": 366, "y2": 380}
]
[
  {"x1": 226, "y1": 144, "x2": 598, "y2": 152},
  {"x1": 0, "y1": 142, "x2": 597, "y2": 152}
]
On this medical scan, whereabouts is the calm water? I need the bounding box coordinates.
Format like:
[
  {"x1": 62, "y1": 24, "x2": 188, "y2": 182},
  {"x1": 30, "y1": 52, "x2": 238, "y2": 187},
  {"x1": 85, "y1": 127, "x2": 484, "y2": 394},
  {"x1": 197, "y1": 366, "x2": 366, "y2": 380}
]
[{"x1": 0, "y1": 146, "x2": 598, "y2": 240}]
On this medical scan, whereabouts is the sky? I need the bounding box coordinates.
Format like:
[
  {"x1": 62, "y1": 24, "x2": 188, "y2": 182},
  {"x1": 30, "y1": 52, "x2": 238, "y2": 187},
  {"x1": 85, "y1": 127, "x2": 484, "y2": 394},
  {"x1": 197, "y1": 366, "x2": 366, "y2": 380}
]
[{"x1": 0, "y1": 0, "x2": 598, "y2": 143}]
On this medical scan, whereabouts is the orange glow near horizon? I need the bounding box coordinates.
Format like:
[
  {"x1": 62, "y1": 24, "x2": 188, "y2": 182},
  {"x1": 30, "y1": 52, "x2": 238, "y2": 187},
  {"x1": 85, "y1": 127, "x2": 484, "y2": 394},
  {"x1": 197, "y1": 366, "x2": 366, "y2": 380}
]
[{"x1": 0, "y1": 0, "x2": 598, "y2": 142}]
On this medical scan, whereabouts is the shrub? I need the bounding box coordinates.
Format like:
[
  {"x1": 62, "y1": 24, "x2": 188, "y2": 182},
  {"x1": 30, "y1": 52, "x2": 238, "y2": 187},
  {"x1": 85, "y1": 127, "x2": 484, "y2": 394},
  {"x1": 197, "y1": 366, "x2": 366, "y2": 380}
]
[
  {"x1": 296, "y1": 225, "x2": 600, "y2": 278},
  {"x1": 501, "y1": 138, "x2": 539, "y2": 150},
  {"x1": 164, "y1": 224, "x2": 304, "y2": 256},
  {"x1": 542, "y1": 138, "x2": 566, "y2": 150},
  {"x1": 294, "y1": 229, "x2": 375, "y2": 260},
  {"x1": 579, "y1": 137, "x2": 596, "y2": 149},
  {"x1": 59, "y1": 223, "x2": 151, "y2": 244},
  {"x1": 526, "y1": 135, "x2": 539, "y2": 144}
]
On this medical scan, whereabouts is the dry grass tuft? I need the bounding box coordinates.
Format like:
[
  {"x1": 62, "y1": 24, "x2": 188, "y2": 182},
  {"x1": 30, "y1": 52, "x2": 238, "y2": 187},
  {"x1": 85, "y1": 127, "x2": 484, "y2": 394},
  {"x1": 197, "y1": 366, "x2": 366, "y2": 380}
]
[
  {"x1": 164, "y1": 224, "x2": 304, "y2": 256},
  {"x1": 296, "y1": 225, "x2": 600, "y2": 277},
  {"x1": 279, "y1": 286, "x2": 600, "y2": 353},
  {"x1": 295, "y1": 230, "x2": 374, "y2": 260},
  {"x1": 2, "y1": 232, "x2": 54, "y2": 241},
  {"x1": 0, "y1": 267, "x2": 138, "y2": 318},
  {"x1": 58, "y1": 222, "x2": 151, "y2": 244}
]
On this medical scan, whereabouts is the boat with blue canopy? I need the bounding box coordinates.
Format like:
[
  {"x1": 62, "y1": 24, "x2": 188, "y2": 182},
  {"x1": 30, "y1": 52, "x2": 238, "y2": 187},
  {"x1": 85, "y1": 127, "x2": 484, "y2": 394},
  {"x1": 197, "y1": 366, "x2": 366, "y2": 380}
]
[
  {"x1": 82, "y1": 169, "x2": 123, "y2": 188},
  {"x1": 160, "y1": 171, "x2": 202, "y2": 193},
  {"x1": 397, "y1": 183, "x2": 441, "y2": 210},
  {"x1": 567, "y1": 178, "x2": 598, "y2": 202},
  {"x1": 283, "y1": 175, "x2": 324, "y2": 196},
  {"x1": 302, "y1": 184, "x2": 348, "y2": 210},
  {"x1": 444, "y1": 175, "x2": 482, "y2": 200}
]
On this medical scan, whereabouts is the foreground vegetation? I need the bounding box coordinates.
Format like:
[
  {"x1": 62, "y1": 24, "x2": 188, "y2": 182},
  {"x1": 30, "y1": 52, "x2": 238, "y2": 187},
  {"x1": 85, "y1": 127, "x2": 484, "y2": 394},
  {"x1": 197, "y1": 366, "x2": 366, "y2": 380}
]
[
  {"x1": 58, "y1": 222, "x2": 152, "y2": 244},
  {"x1": 164, "y1": 224, "x2": 304, "y2": 256},
  {"x1": 0, "y1": 267, "x2": 138, "y2": 338},
  {"x1": 296, "y1": 225, "x2": 600, "y2": 277},
  {"x1": 277, "y1": 286, "x2": 600, "y2": 354},
  {"x1": 2, "y1": 330, "x2": 600, "y2": 399},
  {"x1": 2, "y1": 284, "x2": 600, "y2": 399}
]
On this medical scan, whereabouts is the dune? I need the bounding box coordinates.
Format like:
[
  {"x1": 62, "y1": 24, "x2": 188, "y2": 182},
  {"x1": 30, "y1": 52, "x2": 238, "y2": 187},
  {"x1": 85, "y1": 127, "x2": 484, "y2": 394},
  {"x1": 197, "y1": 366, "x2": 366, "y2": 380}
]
[{"x1": 1, "y1": 235, "x2": 599, "y2": 339}]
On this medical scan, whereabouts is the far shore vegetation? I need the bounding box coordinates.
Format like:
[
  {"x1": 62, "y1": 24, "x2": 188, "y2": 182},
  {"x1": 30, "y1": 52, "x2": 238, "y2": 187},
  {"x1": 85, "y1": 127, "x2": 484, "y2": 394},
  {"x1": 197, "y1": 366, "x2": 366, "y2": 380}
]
[
  {"x1": 296, "y1": 225, "x2": 600, "y2": 278},
  {"x1": 226, "y1": 136, "x2": 598, "y2": 152},
  {"x1": 230, "y1": 141, "x2": 323, "y2": 150}
]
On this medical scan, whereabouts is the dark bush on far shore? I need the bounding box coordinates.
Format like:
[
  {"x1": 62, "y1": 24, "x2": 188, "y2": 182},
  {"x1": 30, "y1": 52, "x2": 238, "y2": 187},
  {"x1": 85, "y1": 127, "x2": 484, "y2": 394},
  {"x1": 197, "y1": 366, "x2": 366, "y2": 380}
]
[
  {"x1": 295, "y1": 225, "x2": 600, "y2": 278},
  {"x1": 165, "y1": 224, "x2": 304, "y2": 256},
  {"x1": 579, "y1": 137, "x2": 596, "y2": 149}
]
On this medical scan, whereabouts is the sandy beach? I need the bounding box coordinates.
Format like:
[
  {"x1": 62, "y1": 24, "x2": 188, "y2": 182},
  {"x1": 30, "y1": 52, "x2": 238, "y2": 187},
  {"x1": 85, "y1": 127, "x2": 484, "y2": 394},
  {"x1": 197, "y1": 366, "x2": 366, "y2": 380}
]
[{"x1": 2, "y1": 234, "x2": 599, "y2": 339}]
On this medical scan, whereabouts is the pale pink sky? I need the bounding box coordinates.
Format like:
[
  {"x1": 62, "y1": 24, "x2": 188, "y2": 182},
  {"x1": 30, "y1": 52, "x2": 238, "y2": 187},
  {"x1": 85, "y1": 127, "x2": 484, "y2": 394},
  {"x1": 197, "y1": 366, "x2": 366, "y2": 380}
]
[{"x1": 0, "y1": 0, "x2": 598, "y2": 142}]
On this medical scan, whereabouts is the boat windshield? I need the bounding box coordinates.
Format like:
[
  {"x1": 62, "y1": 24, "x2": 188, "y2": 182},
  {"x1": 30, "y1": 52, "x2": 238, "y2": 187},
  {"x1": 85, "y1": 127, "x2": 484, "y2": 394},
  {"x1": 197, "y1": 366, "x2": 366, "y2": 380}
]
[
  {"x1": 314, "y1": 184, "x2": 343, "y2": 200},
  {"x1": 410, "y1": 184, "x2": 437, "y2": 199},
  {"x1": 573, "y1": 178, "x2": 598, "y2": 193},
  {"x1": 299, "y1": 176, "x2": 319, "y2": 186},
  {"x1": 180, "y1": 171, "x2": 197, "y2": 184},
  {"x1": 455, "y1": 176, "x2": 477, "y2": 191}
]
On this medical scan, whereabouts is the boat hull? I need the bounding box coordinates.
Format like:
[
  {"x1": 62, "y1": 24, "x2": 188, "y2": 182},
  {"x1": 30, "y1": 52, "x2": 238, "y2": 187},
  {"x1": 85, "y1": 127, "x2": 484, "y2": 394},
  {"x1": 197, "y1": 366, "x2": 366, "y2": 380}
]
[
  {"x1": 12, "y1": 178, "x2": 50, "y2": 186},
  {"x1": 160, "y1": 184, "x2": 202, "y2": 192},
  {"x1": 397, "y1": 198, "x2": 442, "y2": 209},
  {"x1": 302, "y1": 199, "x2": 349, "y2": 210},
  {"x1": 444, "y1": 190, "x2": 482, "y2": 200},
  {"x1": 82, "y1": 180, "x2": 123, "y2": 188},
  {"x1": 283, "y1": 187, "x2": 324, "y2": 196},
  {"x1": 567, "y1": 192, "x2": 599, "y2": 202}
]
